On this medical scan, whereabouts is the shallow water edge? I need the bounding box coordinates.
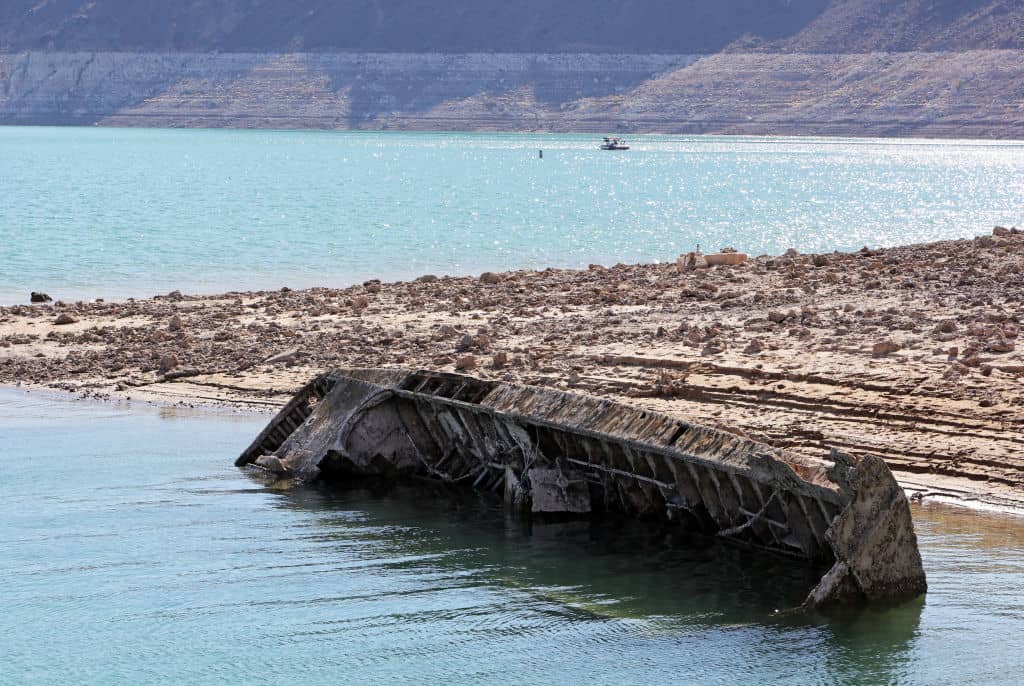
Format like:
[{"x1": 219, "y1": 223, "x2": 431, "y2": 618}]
[{"x1": 2, "y1": 387, "x2": 1024, "y2": 684}]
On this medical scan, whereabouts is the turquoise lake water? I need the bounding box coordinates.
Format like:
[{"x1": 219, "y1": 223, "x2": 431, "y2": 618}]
[
  {"x1": 1, "y1": 127, "x2": 1023, "y2": 304},
  {"x1": 3, "y1": 388, "x2": 1024, "y2": 685}
]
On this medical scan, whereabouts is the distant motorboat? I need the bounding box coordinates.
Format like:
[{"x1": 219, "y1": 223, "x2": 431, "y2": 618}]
[{"x1": 599, "y1": 136, "x2": 630, "y2": 151}]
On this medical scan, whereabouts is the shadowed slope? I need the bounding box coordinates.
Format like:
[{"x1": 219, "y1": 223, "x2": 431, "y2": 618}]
[
  {"x1": 0, "y1": 1, "x2": 826, "y2": 53},
  {"x1": 3, "y1": 1, "x2": 1021, "y2": 53},
  {"x1": 752, "y1": 0, "x2": 1024, "y2": 52}
]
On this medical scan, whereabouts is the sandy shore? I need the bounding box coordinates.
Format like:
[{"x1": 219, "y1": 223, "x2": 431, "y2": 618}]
[{"x1": 3, "y1": 229, "x2": 1022, "y2": 511}]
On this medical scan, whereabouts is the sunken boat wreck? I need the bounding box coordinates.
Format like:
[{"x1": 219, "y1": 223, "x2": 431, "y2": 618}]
[{"x1": 237, "y1": 368, "x2": 927, "y2": 608}]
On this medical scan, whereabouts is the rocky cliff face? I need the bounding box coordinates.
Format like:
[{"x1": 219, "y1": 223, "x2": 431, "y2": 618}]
[
  {"x1": 2, "y1": 1, "x2": 1020, "y2": 53},
  {"x1": 1, "y1": 1, "x2": 1021, "y2": 137},
  {"x1": 760, "y1": 0, "x2": 1024, "y2": 52},
  {"x1": 0, "y1": 52, "x2": 698, "y2": 127},
  {"x1": 2, "y1": 50, "x2": 1022, "y2": 138},
  {"x1": 0, "y1": 1, "x2": 831, "y2": 53}
]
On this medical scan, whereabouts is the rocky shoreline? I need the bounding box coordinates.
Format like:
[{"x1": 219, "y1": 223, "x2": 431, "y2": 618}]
[{"x1": 2, "y1": 228, "x2": 1023, "y2": 510}]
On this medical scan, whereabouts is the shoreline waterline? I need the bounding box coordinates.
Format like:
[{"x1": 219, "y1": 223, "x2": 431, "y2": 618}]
[
  {"x1": 3, "y1": 386, "x2": 1024, "y2": 683},
  {"x1": 4, "y1": 381, "x2": 1022, "y2": 518},
  {"x1": 3, "y1": 231, "x2": 1023, "y2": 517}
]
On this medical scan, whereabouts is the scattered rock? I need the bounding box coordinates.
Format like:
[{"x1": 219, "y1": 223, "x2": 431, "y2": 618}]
[
  {"x1": 479, "y1": 272, "x2": 502, "y2": 284},
  {"x1": 743, "y1": 338, "x2": 764, "y2": 354},
  {"x1": 158, "y1": 354, "x2": 178, "y2": 374},
  {"x1": 168, "y1": 314, "x2": 183, "y2": 331},
  {"x1": 455, "y1": 355, "x2": 478, "y2": 370},
  {"x1": 988, "y1": 336, "x2": 1015, "y2": 353},
  {"x1": 54, "y1": 313, "x2": 77, "y2": 325},
  {"x1": 872, "y1": 341, "x2": 901, "y2": 357},
  {"x1": 416, "y1": 274, "x2": 439, "y2": 283},
  {"x1": 701, "y1": 340, "x2": 727, "y2": 356},
  {"x1": 264, "y1": 349, "x2": 300, "y2": 365},
  {"x1": 492, "y1": 352, "x2": 509, "y2": 368},
  {"x1": 438, "y1": 324, "x2": 461, "y2": 338},
  {"x1": 943, "y1": 362, "x2": 969, "y2": 379},
  {"x1": 705, "y1": 252, "x2": 748, "y2": 267},
  {"x1": 936, "y1": 319, "x2": 957, "y2": 334},
  {"x1": 351, "y1": 295, "x2": 370, "y2": 311},
  {"x1": 30, "y1": 292, "x2": 52, "y2": 303},
  {"x1": 784, "y1": 248, "x2": 800, "y2": 258},
  {"x1": 163, "y1": 368, "x2": 200, "y2": 381}
]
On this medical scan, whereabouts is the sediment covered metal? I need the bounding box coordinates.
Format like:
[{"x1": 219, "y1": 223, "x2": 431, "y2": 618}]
[{"x1": 237, "y1": 368, "x2": 927, "y2": 607}]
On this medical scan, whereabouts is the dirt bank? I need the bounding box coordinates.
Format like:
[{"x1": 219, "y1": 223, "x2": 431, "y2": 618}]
[{"x1": 3, "y1": 229, "x2": 1022, "y2": 510}]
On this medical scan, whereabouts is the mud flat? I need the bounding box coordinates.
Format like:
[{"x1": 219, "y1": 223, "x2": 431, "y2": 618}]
[{"x1": 2, "y1": 229, "x2": 1022, "y2": 511}]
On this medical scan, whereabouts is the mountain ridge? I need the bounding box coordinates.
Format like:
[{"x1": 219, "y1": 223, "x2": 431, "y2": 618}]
[
  {"x1": 2, "y1": 2, "x2": 1022, "y2": 138},
  {"x1": 2, "y1": 1, "x2": 1022, "y2": 54}
]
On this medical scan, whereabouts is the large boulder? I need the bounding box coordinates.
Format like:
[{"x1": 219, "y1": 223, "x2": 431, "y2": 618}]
[{"x1": 704, "y1": 252, "x2": 748, "y2": 267}]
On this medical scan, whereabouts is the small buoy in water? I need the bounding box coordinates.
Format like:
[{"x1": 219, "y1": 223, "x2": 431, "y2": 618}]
[{"x1": 539, "y1": 149, "x2": 543, "y2": 159}]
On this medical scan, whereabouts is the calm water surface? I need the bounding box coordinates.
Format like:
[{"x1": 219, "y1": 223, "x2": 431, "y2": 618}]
[
  {"x1": 2, "y1": 388, "x2": 1023, "y2": 684},
  {"x1": 1, "y1": 127, "x2": 1022, "y2": 303}
]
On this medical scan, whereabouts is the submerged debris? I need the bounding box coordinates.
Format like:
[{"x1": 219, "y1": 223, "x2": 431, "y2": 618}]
[{"x1": 237, "y1": 368, "x2": 927, "y2": 608}]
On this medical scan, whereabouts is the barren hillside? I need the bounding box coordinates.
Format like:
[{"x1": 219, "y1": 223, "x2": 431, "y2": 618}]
[
  {"x1": 2, "y1": 1, "x2": 1022, "y2": 53},
  {"x1": 2, "y1": 1, "x2": 1022, "y2": 137}
]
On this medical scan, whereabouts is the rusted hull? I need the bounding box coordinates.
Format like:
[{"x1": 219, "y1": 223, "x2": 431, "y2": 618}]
[{"x1": 237, "y1": 368, "x2": 927, "y2": 607}]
